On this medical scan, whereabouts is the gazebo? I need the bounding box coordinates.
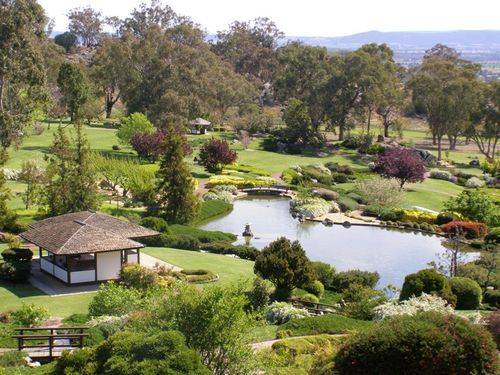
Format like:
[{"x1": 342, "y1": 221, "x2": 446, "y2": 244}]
[
  {"x1": 19, "y1": 211, "x2": 158, "y2": 285},
  {"x1": 189, "y1": 117, "x2": 211, "y2": 134}
]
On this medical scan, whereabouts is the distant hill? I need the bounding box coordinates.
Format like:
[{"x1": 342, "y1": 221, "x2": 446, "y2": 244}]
[{"x1": 287, "y1": 30, "x2": 500, "y2": 51}]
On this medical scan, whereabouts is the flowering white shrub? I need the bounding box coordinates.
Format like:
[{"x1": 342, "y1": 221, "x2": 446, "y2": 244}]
[
  {"x1": 203, "y1": 191, "x2": 234, "y2": 203},
  {"x1": 88, "y1": 315, "x2": 128, "y2": 337},
  {"x1": 1, "y1": 168, "x2": 21, "y2": 181},
  {"x1": 265, "y1": 302, "x2": 310, "y2": 325},
  {"x1": 290, "y1": 197, "x2": 337, "y2": 218},
  {"x1": 212, "y1": 184, "x2": 238, "y2": 194},
  {"x1": 430, "y1": 169, "x2": 453, "y2": 181},
  {"x1": 465, "y1": 177, "x2": 484, "y2": 188},
  {"x1": 373, "y1": 293, "x2": 453, "y2": 321}
]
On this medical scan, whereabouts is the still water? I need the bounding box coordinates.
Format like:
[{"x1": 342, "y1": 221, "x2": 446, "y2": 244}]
[{"x1": 202, "y1": 196, "x2": 477, "y2": 287}]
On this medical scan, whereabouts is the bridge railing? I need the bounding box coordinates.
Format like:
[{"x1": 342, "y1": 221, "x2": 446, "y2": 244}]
[{"x1": 12, "y1": 326, "x2": 88, "y2": 360}]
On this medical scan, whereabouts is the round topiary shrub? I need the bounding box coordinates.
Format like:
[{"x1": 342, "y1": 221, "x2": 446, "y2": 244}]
[
  {"x1": 334, "y1": 312, "x2": 498, "y2": 374},
  {"x1": 483, "y1": 289, "x2": 500, "y2": 308},
  {"x1": 302, "y1": 280, "x2": 325, "y2": 298},
  {"x1": 400, "y1": 269, "x2": 447, "y2": 301},
  {"x1": 140, "y1": 216, "x2": 168, "y2": 233},
  {"x1": 449, "y1": 277, "x2": 482, "y2": 309}
]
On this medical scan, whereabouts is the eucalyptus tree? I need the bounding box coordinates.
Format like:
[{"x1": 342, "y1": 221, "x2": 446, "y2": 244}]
[
  {"x1": 213, "y1": 17, "x2": 283, "y2": 83},
  {"x1": 274, "y1": 42, "x2": 330, "y2": 128},
  {"x1": 409, "y1": 49, "x2": 481, "y2": 159},
  {"x1": 0, "y1": 0, "x2": 48, "y2": 151},
  {"x1": 67, "y1": 6, "x2": 103, "y2": 47}
]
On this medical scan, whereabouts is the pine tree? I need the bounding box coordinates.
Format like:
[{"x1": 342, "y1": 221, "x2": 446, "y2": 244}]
[
  {"x1": 155, "y1": 126, "x2": 199, "y2": 223},
  {"x1": 44, "y1": 124, "x2": 98, "y2": 215}
]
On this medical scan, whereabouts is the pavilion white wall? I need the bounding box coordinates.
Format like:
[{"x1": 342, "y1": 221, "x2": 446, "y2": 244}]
[
  {"x1": 54, "y1": 265, "x2": 68, "y2": 283},
  {"x1": 40, "y1": 258, "x2": 53, "y2": 274},
  {"x1": 71, "y1": 270, "x2": 95, "y2": 283},
  {"x1": 96, "y1": 251, "x2": 121, "y2": 281}
]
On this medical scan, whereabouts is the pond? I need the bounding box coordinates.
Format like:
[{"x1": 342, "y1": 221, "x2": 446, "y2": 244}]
[{"x1": 201, "y1": 196, "x2": 478, "y2": 288}]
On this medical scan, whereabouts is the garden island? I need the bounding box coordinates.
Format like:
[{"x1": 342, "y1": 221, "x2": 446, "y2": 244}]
[{"x1": 0, "y1": 0, "x2": 498, "y2": 374}]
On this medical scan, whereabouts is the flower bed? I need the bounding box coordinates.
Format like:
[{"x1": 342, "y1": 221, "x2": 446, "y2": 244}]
[{"x1": 400, "y1": 209, "x2": 438, "y2": 224}]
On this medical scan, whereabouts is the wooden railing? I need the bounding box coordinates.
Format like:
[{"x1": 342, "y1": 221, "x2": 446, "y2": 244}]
[{"x1": 12, "y1": 327, "x2": 88, "y2": 360}]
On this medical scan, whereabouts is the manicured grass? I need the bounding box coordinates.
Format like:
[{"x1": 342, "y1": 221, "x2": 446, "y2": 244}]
[
  {"x1": 404, "y1": 179, "x2": 466, "y2": 211},
  {"x1": 143, "y1": 247, "x2": 255, "y2": 286},
  {"x1": 190, "y1": 200, "x2": 233, "y2": 225},
  {"x1": 0, "y1": 283, "x2": 94, "y2": 317},
  {"x1": 277, "y1": 314, "x2": 374, "y2": 337}
]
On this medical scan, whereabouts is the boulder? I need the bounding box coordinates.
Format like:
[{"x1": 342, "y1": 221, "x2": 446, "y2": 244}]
[{"x1": 414, "y1": 149, "x2": 437, "y2": 165}]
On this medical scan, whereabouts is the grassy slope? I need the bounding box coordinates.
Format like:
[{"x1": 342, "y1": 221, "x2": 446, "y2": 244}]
[{"x1": 143, "y1": 247, "x2": 255, "y2": 286}]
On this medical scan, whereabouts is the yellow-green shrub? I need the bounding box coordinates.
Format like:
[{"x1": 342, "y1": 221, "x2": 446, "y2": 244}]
[
  {"x1": 400, "y1": 209, "x2": 438, "y2": 224},
  {"x1": 205, "y1": 175, "x2": 277, "y2": 188}
]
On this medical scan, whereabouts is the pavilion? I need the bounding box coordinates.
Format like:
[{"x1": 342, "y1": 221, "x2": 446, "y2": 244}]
[
  {"x1": 19, "y1": 211, "x2": 158, "y2": 285},
  {"x1": 189, "y1": 117, "x2": 211, "y2": 134}
]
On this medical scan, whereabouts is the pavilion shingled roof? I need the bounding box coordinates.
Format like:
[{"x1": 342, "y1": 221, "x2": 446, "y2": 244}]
[{"x1": 20, "y1": 211, "x2": 159, "y2": 255}]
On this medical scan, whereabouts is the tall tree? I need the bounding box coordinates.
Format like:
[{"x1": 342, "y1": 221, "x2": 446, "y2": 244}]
[
  {"x1": 274, "y1": 42, "x2": 330, "y2": 128},
  {"x1": 90, "y1": 36, "x2": 130, "y2": 118},
  {"x1": 57, "y1": 62, "x2": 89, "y2": 121},
  {"x1": 282, "y1": 98, "x2": 321, "y2": 146},
  {"x1": 0, "y1": 0, "x2": 48, "y2": 150},
  {"x1": 67, "y1": 6, "x2": 103, "y2": 47},
  {"x1": 213, "y1": 17, "x2": 283, "y2": 83},
  {"x1": 467, "y1": 81, "x2": 499, "y2": 161},
  {"x1": 44, "y1": 124, "x2": 98, "y2": 215},
  {"x1": 155, "y1": 125, "x2": 199, "y2": 223},
  {"x1": 409, "y1": 50, "x2": 480, "y2": 159}
]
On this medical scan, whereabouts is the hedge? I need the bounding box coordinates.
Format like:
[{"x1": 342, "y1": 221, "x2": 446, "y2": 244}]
[
  {"x1": 199, "y1": 241, "x2": 259, "y2": 260},
  {"x1": 191, "y1": 200, "x2": 233, "y2": 225},
  {"x1": 277, "y1": 314, "x2": 373, "y2": 337},
  {"x1": 449, "y1": 277, "x2": 482, "y2": 309},
  {"x1": 168, "y1": 224, "x2": 236, "y2": 243},
  {"x1": 484, "y1": 289, "x2": 500, "y2": 308},
  {"x1": 141, "y1": 234, "x2": 200, "y2": 250},
  {"x1": 400, "y1": 269, "x2": 448, "y2": 301},
  {"x1": 334, "y1": 312, "x2": 498, "y2": 375}
]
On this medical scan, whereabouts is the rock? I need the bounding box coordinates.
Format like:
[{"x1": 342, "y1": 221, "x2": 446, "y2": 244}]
[
  {"x1": 377, "y1": 135, "x2": 387, "y2": 143},
  {"x1": 28, "y1": 361, "x2": 41, "y2": 368},
  {"x1": 414, "y1": 149, "x2": 437, "y2": 165}
]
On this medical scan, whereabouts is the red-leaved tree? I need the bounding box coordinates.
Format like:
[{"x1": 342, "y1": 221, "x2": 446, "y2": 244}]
[
  {"x1": 374, "y1": 148, "x2": 426, "y2": 189},
  {"x1": 198, "y1": 138, "x2": 237, "y2": 173},
  {"x1": 131, "y1": 128, "x2": 192, "y2": 161}
]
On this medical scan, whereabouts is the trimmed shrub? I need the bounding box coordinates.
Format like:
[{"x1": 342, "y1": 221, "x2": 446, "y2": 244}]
[
  {"x1": 449, "y1": 277, "x2": 482, "y2": 309},
  {"x1": 400, "y1": 209, "x2": 437, "y2": 224},
  {"x1": 140, "y1": 216, "x2": 168, "y2": 232},
  {"x1": 440, "y1": 221, "x2": 489, "y2": 239},
  {"x1": 302, "y1": 280, "x2": 325, "y2": 298},
  {"x1": 436, "y1": 212, "x2": 456, "y2": 225},
  {"x1": 300, "y1": 293, "x2": 320, "y2": 303},
  {"x1": 312, "y1": 188, "x2": 339, "y2": 201},
  {"x1": 199, "y1": 241, "x2": 259, "y2": 260},
  {"x1": 400, "y1": 269, "x2": 448, "y2": 301},
  {"x1": 430, "y1": 169, "x2": 453, "y2": 181},
  {"x1": 484, "y1": 289, "x2": 500, "y2": 308},
  {"x1": 277, "y1": 313, "x2": 373, "y2": 337},
  {"x1": 330, "y1": 270, "x2": 380, "y2": 292},
  {"x1": 337, "y1": 195, "x2": 359, "y2": 212},
  {"x1": 346, "y1": 192, "x2": 365, "y2": 204},
  {"x1": 334, "y1": 312, "x2": 498, "y2": 375},
  {"x1": 143, "y1": 233, "x2": 200, "y2": 250},
  {"x1": 465, "y1": 176, "x2": 484, "y2": 188},
  {"x1": 168, "y1": 224, "x2": 236, "y2": 243},
  {"x1": 0, "y1": 247, "x2": 33, "y2": 283}
]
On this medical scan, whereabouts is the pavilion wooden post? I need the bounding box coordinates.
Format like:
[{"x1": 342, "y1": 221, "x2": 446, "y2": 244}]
[{"x1": 94, "y1": 252, "x2": 97, "y2": 282}]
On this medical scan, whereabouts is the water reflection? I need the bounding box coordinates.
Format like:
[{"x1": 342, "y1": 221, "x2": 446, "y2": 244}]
[{"x1": 202, "y1": 196, "x2": 477, "y2": 287}]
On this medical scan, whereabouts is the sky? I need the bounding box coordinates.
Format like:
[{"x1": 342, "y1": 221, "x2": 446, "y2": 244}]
[{"x1": 39, "y1": 0, "x2": 500, "y2": 37}]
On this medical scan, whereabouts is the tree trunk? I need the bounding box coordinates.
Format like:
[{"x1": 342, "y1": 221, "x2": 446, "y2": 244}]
[
  {"x1": 338, "y1": 125, "x2": 345, "y2": 141},
  {"x1": 432, "y1": 131, "x2": 437, "y2": 145},
  {"x1": 366, "y1": 109, "x2": 372, "y2": 133},
  {"x1": 437, "y1": 135, "x2": 443, "y2": 161},
  {"x1": 105, "y1": 99, "x2": 113, "y2": 118},
  {"x1": 448, "y1": 134, "x2": 457, "y2": 150},
  {"x1": 383, "y1": 118, "x2": 390, "y2": 138}
]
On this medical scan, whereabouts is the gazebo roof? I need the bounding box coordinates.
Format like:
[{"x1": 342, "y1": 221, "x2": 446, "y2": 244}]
[
  {"x1": 20, "y1": 211, "x2": 159, "y2": 255},
  {"x1": 189, "y1": 117, "x2": 211, "y2": 126}
]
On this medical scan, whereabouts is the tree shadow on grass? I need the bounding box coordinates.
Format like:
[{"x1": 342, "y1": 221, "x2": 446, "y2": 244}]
[{"x1": 0, "y1": 282, "x2": 46, "y2": 298}]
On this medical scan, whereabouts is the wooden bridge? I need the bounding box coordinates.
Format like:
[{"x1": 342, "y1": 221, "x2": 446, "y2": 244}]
[
  {"x1": 240, "y1": 186, "x2": 295, "y2": 197},
  {"x1": 12, "y1": 326, "x2": 88, "y2": 360}
]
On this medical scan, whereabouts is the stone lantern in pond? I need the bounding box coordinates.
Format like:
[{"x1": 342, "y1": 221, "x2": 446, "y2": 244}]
[{"x1": 242, "y1": 223, "x2": 253, "y2": 245}]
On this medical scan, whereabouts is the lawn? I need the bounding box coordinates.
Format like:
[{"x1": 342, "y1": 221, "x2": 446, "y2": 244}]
[
  {"x1": 0, "y1": 283, "x2": 94, "y2": 317},
  {"x1": 143, "y1": 247, "x2": 255, "y2": 286}
]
